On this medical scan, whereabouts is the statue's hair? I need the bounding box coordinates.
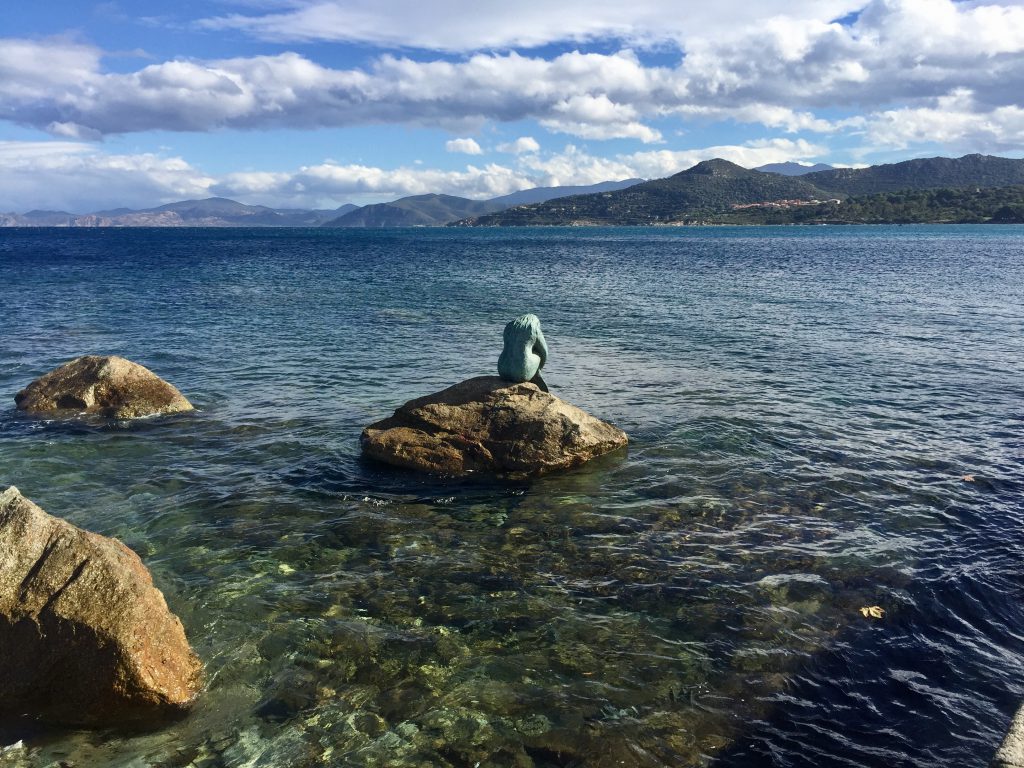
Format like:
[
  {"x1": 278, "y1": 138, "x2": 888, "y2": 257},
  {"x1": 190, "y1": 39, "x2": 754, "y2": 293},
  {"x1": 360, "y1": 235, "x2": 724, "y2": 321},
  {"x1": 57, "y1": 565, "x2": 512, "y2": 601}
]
[
  {"x1": 503, "y1": 313, "x2": 541, "y2": 342},
  {"x1": 498, "y1": 313, "x2": 547, "y2": 384}
]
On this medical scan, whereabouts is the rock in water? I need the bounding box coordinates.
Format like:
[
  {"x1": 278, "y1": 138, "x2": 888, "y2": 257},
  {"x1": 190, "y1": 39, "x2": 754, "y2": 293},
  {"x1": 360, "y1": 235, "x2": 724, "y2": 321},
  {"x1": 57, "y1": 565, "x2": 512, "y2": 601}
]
[
  {"x1": 14, "y1": 355, "x2": 193, "y2": 419},
  {"x1": 361, "y1": 376, "x2": 627, "y2": 477},
  {"x1": 0, "y1": 486, "x2": 202, "y2": 726}
]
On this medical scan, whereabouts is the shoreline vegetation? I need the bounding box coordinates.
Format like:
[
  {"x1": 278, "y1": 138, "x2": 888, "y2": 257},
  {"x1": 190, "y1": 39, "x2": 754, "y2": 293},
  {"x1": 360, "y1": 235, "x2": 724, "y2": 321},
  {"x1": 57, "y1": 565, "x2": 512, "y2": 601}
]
[
  {"x1": 710, "y1": 187, "x2": 1024, "y2": 225},
  {"x1": 459, "y1": 185, "x2": 1024, "y2": 227}
]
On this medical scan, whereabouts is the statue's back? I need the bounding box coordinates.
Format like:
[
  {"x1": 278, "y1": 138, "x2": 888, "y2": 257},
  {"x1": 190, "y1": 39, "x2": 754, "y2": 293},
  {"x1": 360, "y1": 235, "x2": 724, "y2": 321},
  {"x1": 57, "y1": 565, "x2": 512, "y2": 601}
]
[{"x1": 497, "y1": 314, "x2": 547, "y2": 384}]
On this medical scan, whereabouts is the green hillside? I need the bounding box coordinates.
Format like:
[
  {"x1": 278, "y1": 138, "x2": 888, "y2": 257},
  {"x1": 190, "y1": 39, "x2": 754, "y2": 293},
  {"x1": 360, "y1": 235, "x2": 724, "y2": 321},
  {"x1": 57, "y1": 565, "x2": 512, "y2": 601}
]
[
  {"x1": 456, "y1": 154, "x2": 1024, "y2": 227},
  {"x1": 805, "y1": 154, "x2": 1024, "y2": 196},
  {"x1": 460, "y1": 160, "x2": 831, "y2": 226},
  {"x1": 707, "y1": 185, "x2": 1024, "y2": 224}
]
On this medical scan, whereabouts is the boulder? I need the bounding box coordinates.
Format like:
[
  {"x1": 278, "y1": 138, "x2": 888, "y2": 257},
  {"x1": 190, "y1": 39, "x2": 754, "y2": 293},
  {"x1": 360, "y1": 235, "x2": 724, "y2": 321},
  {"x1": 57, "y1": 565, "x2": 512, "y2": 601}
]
[
  {"x1": 993, "y1": 702, "x2": 1024, "y2": 768},
  {"x1": 14, "y1": 355, "x2": 193, "y2": 419},
  {"x1": 0, "y1": 486, "x2": 202, "y2": 726},
  {"x1": 361, "y1": 376, "x2": 627, "y2": 477}
]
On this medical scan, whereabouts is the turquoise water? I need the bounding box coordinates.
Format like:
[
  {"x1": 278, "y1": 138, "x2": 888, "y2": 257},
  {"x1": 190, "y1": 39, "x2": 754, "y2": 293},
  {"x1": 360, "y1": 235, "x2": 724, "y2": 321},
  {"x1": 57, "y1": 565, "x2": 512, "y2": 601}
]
[{"x1": 0, "y1": 226, "x2": 1022, "y2": 767}]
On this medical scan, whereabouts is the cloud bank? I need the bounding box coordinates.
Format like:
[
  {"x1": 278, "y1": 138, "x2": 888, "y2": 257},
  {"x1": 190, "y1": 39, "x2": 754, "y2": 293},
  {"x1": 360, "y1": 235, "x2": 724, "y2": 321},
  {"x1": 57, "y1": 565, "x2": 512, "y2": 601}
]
[
  {"x1": 1, "y1": 0, "x2": 1022, "y2": 150},
  {"x1": 0, "y1": 138, "x2": 825, "y2": 212},
  {"x1": 196, "y1": 0, "x2": 862, "y2": 51}
]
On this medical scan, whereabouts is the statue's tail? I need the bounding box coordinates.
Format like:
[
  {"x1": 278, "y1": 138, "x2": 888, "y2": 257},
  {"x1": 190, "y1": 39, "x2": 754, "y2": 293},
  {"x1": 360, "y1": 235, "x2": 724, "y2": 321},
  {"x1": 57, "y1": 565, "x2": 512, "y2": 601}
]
[{"x1": 530, "y1": 372, "x2": 549, "y2": 393}]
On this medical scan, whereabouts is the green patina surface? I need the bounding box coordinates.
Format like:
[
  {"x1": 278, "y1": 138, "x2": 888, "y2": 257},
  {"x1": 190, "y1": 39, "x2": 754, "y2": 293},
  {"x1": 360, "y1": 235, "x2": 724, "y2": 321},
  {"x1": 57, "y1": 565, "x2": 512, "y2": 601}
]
[{"x1": 497, "y1": 314, "x2": 548, "y2": 384}]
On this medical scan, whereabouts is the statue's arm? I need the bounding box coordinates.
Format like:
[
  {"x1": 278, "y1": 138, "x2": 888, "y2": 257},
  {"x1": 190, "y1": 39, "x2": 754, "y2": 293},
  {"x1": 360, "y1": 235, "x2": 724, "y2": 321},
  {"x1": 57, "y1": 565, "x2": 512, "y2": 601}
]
[{"x1": 534, "y1": 329, "x2": 548, "y2": 368}]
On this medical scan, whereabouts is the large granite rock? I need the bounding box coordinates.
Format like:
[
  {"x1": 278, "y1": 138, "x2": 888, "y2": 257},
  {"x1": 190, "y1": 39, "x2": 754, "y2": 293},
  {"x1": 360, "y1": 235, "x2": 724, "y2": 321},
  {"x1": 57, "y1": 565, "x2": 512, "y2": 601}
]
[
  {"x1": 993, "y1": 703, "x2": 1024, "y2": 767},
  {"x1": 0, "y1": 486, "x2": 202, "y2": 726},
  {"x1": 361, "y1": 376, "x2": 627, "y2": 477},
  {"x1": 14, "y1": 355, "x2": 193, "y2": 419}
]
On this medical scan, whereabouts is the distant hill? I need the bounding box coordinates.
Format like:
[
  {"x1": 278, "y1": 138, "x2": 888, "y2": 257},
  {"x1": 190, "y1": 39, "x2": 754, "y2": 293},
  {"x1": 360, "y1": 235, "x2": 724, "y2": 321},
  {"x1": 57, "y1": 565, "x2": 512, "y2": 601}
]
[
  {"x1": 755, "y1": 162, "x2": 834, "y2": 176},
  {"x1": 321, "y1": 181, "x2": 647, "y2": 227},
  {"x1": 805, "y1": 154, "x2": 1024, "y2": 196},
  {"x1": 6, "y1": 156, "x2": 1024, "y2": 228},
  {"x1": 488, "y1": 179, "x2": 645, "y2": 207},
  {"x1": 149, "y1": 198, "x2": 356, "y2": 226},
  {"x1": 1, "y1": 183, "x2": 655, "y2": 228},
  {"x1": 0, "y1": 198, "x2": 359, "y2": 227},
  {"x1": 17, "y1": 210, "x2": 80, "y2": 226},
  {"x1": 457, "y1": 154, "x2": 1024, "y2": 226},
  {"x1": 707, "y1": 185, "x2": 1024, "y2": 225},
  {"x1": 322, "y1": 194, "x2": 506, "y2": 227},
  {"x1": 459, "y1": 160, "x2": 830, "y2": 226},
  {"x1": 276, "y1": 204, "x2": 359, "y2": 226}
]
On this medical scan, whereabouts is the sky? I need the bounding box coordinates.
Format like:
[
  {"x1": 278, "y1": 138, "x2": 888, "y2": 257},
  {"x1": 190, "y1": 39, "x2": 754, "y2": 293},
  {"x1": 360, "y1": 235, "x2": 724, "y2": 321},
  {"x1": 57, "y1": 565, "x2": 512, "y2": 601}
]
[{"x1": 2, "y1": 0, "x2": 1024, "y2": 212}]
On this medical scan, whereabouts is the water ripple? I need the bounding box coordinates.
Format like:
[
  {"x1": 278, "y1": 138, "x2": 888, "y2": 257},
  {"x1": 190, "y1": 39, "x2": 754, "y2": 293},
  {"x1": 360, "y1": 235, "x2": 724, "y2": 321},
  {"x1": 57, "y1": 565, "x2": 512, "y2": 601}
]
[{"x1": 0, "y1": 226, "x2": 1022, "y2": 767}]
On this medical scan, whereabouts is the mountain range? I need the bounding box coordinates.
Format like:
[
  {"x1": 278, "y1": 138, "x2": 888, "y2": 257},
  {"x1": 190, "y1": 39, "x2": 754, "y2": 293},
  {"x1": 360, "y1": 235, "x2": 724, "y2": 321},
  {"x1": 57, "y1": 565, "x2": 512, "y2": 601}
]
[
  {"x1": 0, "y1": 179, "x2": 644, "y2": 229},
  {"x1": 322, "y1": 180, "x2": 642, "y2": 228},
  {"x1": 0, "y1": 199, "x2": 359, "y2": 228},
  {"x1": 3, "y1": 155, "x2": 1023, "y2": 228},
  {"x1": 458, "y1": 154, "x2": 1024, "y2": 226},
  {"x1": 753, "y1": 162, "x2": 835, "y2": 175}
]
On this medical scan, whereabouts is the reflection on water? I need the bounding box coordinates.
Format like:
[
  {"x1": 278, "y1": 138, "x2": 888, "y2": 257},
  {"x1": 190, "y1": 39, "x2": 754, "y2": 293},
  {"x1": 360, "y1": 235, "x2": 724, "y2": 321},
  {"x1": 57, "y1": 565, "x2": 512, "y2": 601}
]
[{"x1": 0, "y1": 226, "x2": 1022, "y2": 767}]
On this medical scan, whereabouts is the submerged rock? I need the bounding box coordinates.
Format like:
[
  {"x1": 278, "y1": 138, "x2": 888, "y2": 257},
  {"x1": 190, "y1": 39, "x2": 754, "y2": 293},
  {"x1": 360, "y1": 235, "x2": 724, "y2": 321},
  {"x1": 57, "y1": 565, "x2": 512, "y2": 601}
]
[
  {"x1": 361, "y1": 376, "x2": 627, "y2": 477},
  {"x1": 0, "y1": 486, "x2": 202, "y2": 726},
  {"x1": 14, "y1": 355, "x2": 193, "y2": 419}
]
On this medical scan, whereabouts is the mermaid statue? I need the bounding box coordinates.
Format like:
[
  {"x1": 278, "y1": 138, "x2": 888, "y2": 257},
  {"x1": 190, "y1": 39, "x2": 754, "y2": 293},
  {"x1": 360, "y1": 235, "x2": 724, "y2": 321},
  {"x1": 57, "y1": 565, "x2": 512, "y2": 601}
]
[{"x1": 497, "y1": 314, "x2": 549, "y2": 392}]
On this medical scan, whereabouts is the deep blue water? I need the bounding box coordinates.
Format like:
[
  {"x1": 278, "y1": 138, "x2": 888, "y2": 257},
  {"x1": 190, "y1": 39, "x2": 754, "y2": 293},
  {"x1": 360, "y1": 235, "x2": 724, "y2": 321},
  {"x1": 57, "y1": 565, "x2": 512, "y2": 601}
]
[{"x1": 0, "y1": 226, "x2": 1022, "y2": 767}]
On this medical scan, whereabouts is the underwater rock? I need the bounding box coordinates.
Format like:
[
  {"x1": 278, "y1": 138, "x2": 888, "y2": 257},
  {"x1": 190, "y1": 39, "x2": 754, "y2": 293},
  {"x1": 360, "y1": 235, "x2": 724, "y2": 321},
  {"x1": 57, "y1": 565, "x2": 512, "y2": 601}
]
[
  {"x1": 14, "y1": 355, "x2": 193, "y2": 419},
  {"x1": 361, "y1": 376, "x2": 627, "y2": 477},
  {"x1": 0, "y1": 486, "x2": 202, "y2": 726}
]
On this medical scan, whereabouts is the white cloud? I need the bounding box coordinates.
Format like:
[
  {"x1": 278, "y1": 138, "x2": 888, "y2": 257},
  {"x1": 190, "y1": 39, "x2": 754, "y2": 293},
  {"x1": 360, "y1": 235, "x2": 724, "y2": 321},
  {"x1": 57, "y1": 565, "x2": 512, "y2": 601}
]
[
  {"x1": 676, "y1": 0, "x2": 1024, "y2": 110},
  {"x1": 45, "y1": 121, "x2": 103, "y2": 140},
  {"x1": 445, "y1": 137, "x2": 483, "y2": 154},
  {"x1": 0, "y1": 37, "x2": 100, "y2": 96},
  {"x1": 540, "y1": 93, "x2": 663, "y2": 142},
  {"x1": 196, "y1": 0, "x2": 863, "y2": 51},
  {"x1": 497, "y1": 136, "x2": 540, "y2": 154},
  {"x1": 0, "y1": 141, "x2": 93, "y2": 160},
  {"x1": 519, "y1": 138, "x2": 827, "y2": 185},
  {"x1": 0, "y1": 141, "x2": 214, "y2": 212},
  {"x1": 622, "y1": 139, "x2": 829, "y2": 179},
  {"x1": 216, "y1": 137, "x2": 829, "y2": 203},
  {"x1": 0, "y1": 136, "x2": 829, "y2": 212},
  {"x1": 672, "y1": 104, "x2": 852, "y2": 134},
  {"x1": 0, "y1": 45, "x2": 668, "y2": 142},
  {"x1": 4, "y1": 1, "x2": 1024, "y2": 152},
  {"x1": 215, "y1": 161, "x2": 532, "y2": 205},
  {"x1": 864, "y1": 89, "x2": 1024, "y2": 151}
]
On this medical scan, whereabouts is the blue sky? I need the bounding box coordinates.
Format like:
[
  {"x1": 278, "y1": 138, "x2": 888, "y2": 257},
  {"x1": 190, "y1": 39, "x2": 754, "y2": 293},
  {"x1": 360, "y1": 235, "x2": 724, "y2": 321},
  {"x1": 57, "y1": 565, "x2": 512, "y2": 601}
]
[{"x1": 2, "y1": 0, "x2": 1023, "y2": 211}]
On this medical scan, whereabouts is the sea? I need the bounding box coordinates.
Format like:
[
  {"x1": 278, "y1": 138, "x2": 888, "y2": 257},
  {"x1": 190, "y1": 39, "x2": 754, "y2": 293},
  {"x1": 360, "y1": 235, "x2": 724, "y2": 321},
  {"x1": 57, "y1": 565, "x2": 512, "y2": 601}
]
[{"x1": 0, "y1": 225, "x2": 1022, "y2": 768}]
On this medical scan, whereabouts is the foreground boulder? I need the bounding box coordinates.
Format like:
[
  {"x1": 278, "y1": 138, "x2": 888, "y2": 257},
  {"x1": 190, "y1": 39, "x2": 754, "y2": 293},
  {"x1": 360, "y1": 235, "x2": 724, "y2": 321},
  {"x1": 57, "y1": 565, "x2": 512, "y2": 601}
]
[
  {"x1": 14, "y1": 355, "x2": 193, "y2": 419},
  {"x1": 361, "y1": 376, "x2": 627, "y2": 477},
  {"x1": 993, "y1": 702, "x2": 1024, "y2": 767},
  {"x1": 0, "y1": 486, "x2": 202, "y2": 726}
]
